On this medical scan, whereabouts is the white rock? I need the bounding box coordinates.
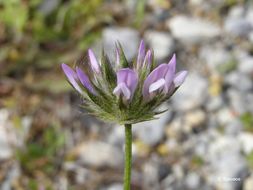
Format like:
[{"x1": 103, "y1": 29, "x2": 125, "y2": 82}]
[
  {"x1": 199, "y1": 45, "x2": 233, "y2": 71},
  {"x1": 227, "y1": 89, "x2": 248, "y2": 114},
  {"x1": 224, "y1": 18, "x2": 252, "y2": 37},
  {"x1": 185, "y1": 172, "x2": 201, "y2": 189},
  {"x1": 216, "y1": 108, "x2": 235, "y2": 126},
  {"x1": 246, "y1": 6, "x2": 253, "y2": 26},
  {"x1": 228, "y1": 6, "x2": 245, "y2": 18},
  {"x1": 0, "y1": 110, "x2": 13, "y2": 160},
  {"x1": 167, "y1": 15, "x2": 221, "y2": 43},
  {"x1": 225, "y1": 71, "x2": 253, "y2": 91},
  {"x1": 238, "y1": 132, "x2": 253, "y2": 154},
  {"x1": 225, "y1": 119, "x2": 243, "y2": 136},
  {"x1": 189, "y1": 0, "x2": 204, "y2": 6},
  {"x1": 207, "y1": 136, "x2": 248, "y2": 190},
  {"x1": 144, "y1": 31, "x2": 174, "y2": 60},
  {"x1": 104, "y1": 183, "x2": 123, "y2": 190},
  {"x1": 238, "y1": 56, "x2": 253, "y2": 75},
  {"x1": 206, "y1": 96, "x2": 224, "y2": 112},
  {"x1": 171, "y1": 73, "x2": 208, "y2": 111},
  {"x1": 103, "y1": 27, "x2": 139, "y2": 61},
  {"x1": 74, "y1": 141, "x2": 123, "y2": 168}
]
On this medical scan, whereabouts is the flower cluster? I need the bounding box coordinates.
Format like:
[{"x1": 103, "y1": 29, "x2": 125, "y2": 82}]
[{"x1": 62, "y1": 40, "x2": 187, "y2": 124}]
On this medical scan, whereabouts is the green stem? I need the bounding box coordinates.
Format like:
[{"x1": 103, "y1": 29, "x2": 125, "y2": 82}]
[{"x1": 124, "y1": 124, "x2": 132, "y2": 190}]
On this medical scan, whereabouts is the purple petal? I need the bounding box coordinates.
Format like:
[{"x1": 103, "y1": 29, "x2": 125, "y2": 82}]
[
  {"x1": 76, "y1": 67, "x2": 95, "y2": 94},
  {"x1": 149, "y1": 78, "x2": 166, "y2": 93},
  {"x1": 168, "y1": 53, "x2": 176, "y2": 73},
  {"x1": 61, "y1": 63, "x2": 82, "y2": 93},
  {"x1": 143, "y1": 50, "x2": 152, "y2": 68},
  {"x1": 88, "y1": 49, "x2": 100, "y2": 74},
  {"x1": 137, "y1": 40, "x2": 145, "y2": 69},
  {"x1": 142, "y1": 64, "x2": 169, "y2": 99},
  {"x1": 115, "y1": 68, "x2": 138, "y2": 99},
  {"x1": 113, "y1": 83, "x2": 131, "y2": 100},
  {"x1": 173, "y1": 70, "x2": 188, "y2": 87},
  {"x1": 163, "y1": 61, "x2": 175, "y2": 93}
]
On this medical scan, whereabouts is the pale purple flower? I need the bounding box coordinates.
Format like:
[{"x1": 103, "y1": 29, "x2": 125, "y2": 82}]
[
  {"x1": 143, "y1": 50, "x2": 152, "y2": 68},
  {"x1": 76, "y1": 67, "x2": 95, "y2": 94},
  {"x1": 136, "y1": 40, "x2": 153, "y2": 70},
  {"x1": 136, "y1": 40, "x2": 145, "y2": 69},
  {"x1": 113, "y1": 68, "x2": 138, "y2": 100},
  {"x1": 173, "y1": 71, "x2": 188, "y2": 87},
  {"x1": 61, "y1": 63, "x2": 82, "y2": 93},
  {"x1": 142, "y1": 54, "x2": 187, "y2": 100},
  {"x1": 88, "y1": 49, "x2": 100, "y2": 74},
  {"x1": 62, "y1": 63, "x2": 95, "y2": 94}
]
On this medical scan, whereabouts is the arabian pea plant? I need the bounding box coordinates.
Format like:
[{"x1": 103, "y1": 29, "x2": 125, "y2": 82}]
[{"x1": 62, "y1": 40, "x2": 188, "y2": 190}]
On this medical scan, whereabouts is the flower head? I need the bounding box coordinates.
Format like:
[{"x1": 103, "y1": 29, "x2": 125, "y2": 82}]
[{"x1": 62, "y1": 40, "x2": 187, "y2": 124}]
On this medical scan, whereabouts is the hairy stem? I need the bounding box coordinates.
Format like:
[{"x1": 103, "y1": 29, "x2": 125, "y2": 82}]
[{"x1": 124, "y1": 124, "x2": 132, "y2": 190}]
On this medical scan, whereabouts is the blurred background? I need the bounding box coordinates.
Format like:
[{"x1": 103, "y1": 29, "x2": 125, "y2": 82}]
[{"x1": 0, "y1": 0, "x2": 253, "y2": 189}]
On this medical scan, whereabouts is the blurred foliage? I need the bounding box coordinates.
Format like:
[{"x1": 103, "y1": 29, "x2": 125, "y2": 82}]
[
  {"x1": 216, "y1": 59, "x2": 237, "y2": 74},
  {"x1": 133, "y1": 0, "x2": 146, "y2": 28},
  {"x1": 16, "y1": 123, "x2": 65, "y2": 174},
  {"x1": 240, "y1": 112, "x2": 253, "y2": 133},
  {"x1": 0, "y1": 0, "x2": 109, "y2": 75},
  {"x1": 16, "y1": 123, "x2": 65, "y2": 189},
  {"x1": 246, "y1": 151, "x2": 253, "y2": 169}
]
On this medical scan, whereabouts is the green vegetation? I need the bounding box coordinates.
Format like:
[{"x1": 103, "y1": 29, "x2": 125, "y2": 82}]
[{"x1": 240, "y1": 112, "x2": 253, "y2": 133}]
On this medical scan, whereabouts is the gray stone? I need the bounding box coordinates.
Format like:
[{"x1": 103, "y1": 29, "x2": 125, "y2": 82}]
[
  {"x1": 73, "y1": 141, "x2": 123, "y2": 168},
  {"x1": 225, "y1": 119, "x2": 243, "y2": 136},
  {"x1": 0, "y1": 110, "x2": 13, "y2": 160},
  {"x1": 199, "y1": 45, "x2": 233, "y2": 71},
  {"x1": 238, "y1": 132, "x2": 253, "y2": 154},
  {"x1": 238, "y1": 56, "x2": 253, "y2": 75},
  {"x1": 171, "y1": 73, "x2": 208, "y2": 111},
  {"x1": 134, "y1": 108, "x2": 172, "y2": 146},
  {"x1": 206, "y1": 96, "x2": 224, "y2": 112},
  {"x1": 224, "y1": 5, "x2": 252, "y2": 37},
  {"x1": 246, "y1": 93, "x2": 253, "y2": 113},
  {"x1": 207, "y1": 136, "x2": 248, "y2": 190},
  {"x1": 224, "y1": 18, "x2": 252, "y2": 37},
  {"x1": 167, "y1": 15, "x2": 220, "y2": 44},
  {"x1": 225, "y1": 71, "x2": 253, "y2": 91},
  {"x1": 185, "y1": 172, "x2": 201, "y2": 190},
  {"x1": 142, "y1": 160, "x2": 159, "y2": 189},
  {"x1": 102, "y1": 27, "x2": 139, "y2": 61},
  {"x1": 144, "y1": 31, "x2": 174, "y2": 60},
  {"x1": 216, "y1": 107, "x2": 235, "y2": 126},
  {"x1": 227, "y1": 89, "x2": 248, "y2": 114},
  {"x1": 103, "y1": 183, "x2": 123, "y2": 190},
  {"x1": 107, "y1": 126, "x2": 124, "y2": 147}
]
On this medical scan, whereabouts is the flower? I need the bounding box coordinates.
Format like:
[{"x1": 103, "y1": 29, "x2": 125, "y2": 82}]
[
  {"x1": 61, "y1": 40, "x2": 187, "y2": 124},
  {"x1": 88, "y1": 49, "x2": 101, "y2": 74},
  {"x1": 142, "y1": 54, "x2": 187, "y2": 101},
  {"x1": 113, "y1": 68, "x2": 138, "y2": 101},
  {"x1": 61, "y1": 63, "x2": 82, "y2": 94}
]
